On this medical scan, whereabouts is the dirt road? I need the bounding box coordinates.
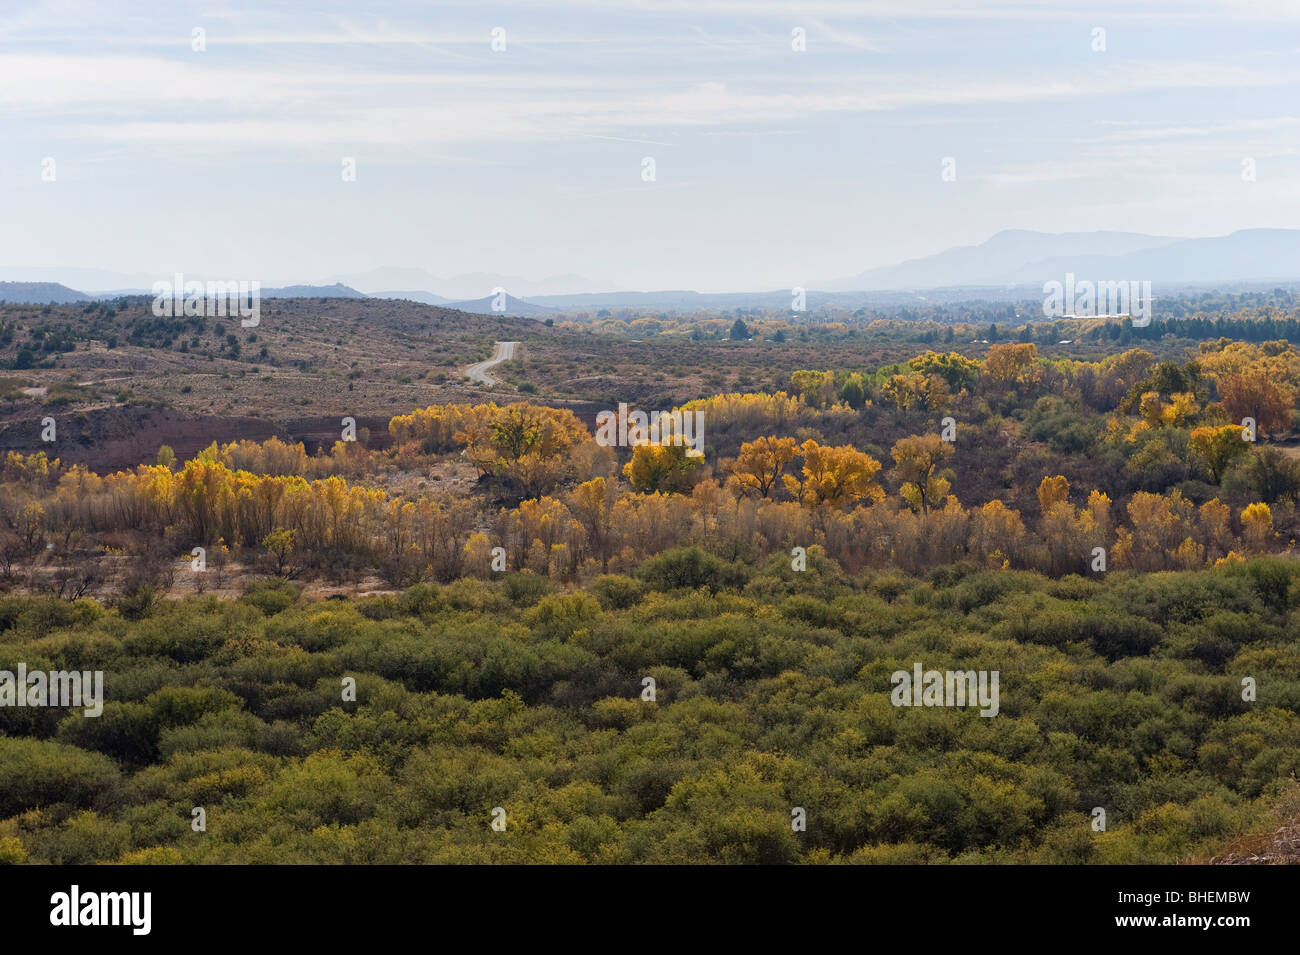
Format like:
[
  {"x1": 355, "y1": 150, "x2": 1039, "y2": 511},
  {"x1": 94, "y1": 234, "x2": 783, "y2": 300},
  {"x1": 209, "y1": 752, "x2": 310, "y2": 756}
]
[{"x1": 464, "y1": 341, "x2": 518, "y2": 385}]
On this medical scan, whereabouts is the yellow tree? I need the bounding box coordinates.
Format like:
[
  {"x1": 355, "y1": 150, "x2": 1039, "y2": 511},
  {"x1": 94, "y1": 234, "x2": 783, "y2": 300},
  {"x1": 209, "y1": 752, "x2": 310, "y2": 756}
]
[
  {"x1": 1112, "y1": 491, "x2": 1199, "y2": 570},
  {"x1": 910, "y1": 351, "x2": 981, "y2": 393},
  {"x1": 566, "y1": 477, "x2": 617, "y2": 567},
  {"x1": 782, "y1": 440, "x2": 885, "y2": 508},
  {"x1": 457, "y1": 403, "x2": 590, "y2": 496},
  {"x1": 1189, "y1": 424, "x2": 1251, "y2": 483},
  {"x1": 1085, "y1": 490, "x2": 1112, "y2": 541},
  {"x1": 1036, "y1": 475, "x2": 1082, "y2": 575},
  {"x1": 262, "y1": 528, "x2": 297, "y2": 577},
  {"x1": 1197, "y1": 498, "x2": 1234, "y2": 560},
  {"x1": 1219, "y1": 371, "x2": 1293, "y2": 438},
  {"x1": 789, "y1": 370, "x2": 837, "y2": 408},
  {"x1": 982, "y1": 343, "x2": 1039, "y2": 392},
  {"x1": 1037, "y1": 474, "x2": 1070, "y2": 512},
  {"x1": 881, "y1": 373, "x2": 952, "y2": 413},
  {"x1": 1137, "y1": 391, "x2": 1199, "y2": 430},
  {"x1": 890, "y1": 434, "x2": 955, "y2": 514},
  {"x1": 623, "y1": 443, "x2": 702, "y2": 494},
  {"x1": 1241, "y1": 502, "x2": 1273, "y2": 551},
  {"x1": 726, "y1": 436, "x2": 796, "y2": 499},
  {"x1": 971, "y1": 499, "x2": 1026, "y2": 568}
]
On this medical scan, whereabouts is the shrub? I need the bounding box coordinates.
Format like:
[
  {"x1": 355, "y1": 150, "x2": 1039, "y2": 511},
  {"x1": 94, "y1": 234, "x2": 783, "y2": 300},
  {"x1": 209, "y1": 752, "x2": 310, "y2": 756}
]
[
  {"x1": 638, "y1": 546, "x2": 750, "y2": 593},
  {"x1": 590, "y1": 574, "x2": 645, "y2": 610},
  {"x1": 0, "y1": 737, "x2": 121, "y2": 816},
  {"x1": 242, "y1": 579, "x2": 300, "y2": 616}
]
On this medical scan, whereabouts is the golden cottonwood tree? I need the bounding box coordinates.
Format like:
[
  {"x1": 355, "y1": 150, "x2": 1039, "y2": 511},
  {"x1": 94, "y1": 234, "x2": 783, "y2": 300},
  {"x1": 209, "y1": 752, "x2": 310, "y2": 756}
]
[
  {"x1": 982, "y1": 343, "x2": 1040, "y2": 392},
  {"x1": 623, "y1": 444, "x2": 702, "y2": 494},
  {"x1": 1111, "y1": 491, "x2": 1200, "y2": 570},
  {"x1": 457, "y1": 403, "x2": 590, "y2": 497},
  {"x1": 1189, "y1": 425, "x2": 1251, "y2": 482},
  {"x1": 891, "y1": 434, "x2": 955, "y2": 514},
  {"x1": 726, "y1": 436, "x2": 796, "y2": 499},
  {"x1": 1219, "y1": 372, "x2": 1293, "y2": 438},
  {"x1": 1241, "y1": 502, "x2": 1273, "y2": 551},
  {"x1": 880, "y1": 373, "x2": 952, "y2": 413},
  {"x1": 782, "y1": 440, "x2": 884, "y2": 508},
  {"x1": 909, "y1": 351, "x2": 981, "y2": 392},
  {"x1": 789, "y1": 370, "x2": 837, "y2": 408}
]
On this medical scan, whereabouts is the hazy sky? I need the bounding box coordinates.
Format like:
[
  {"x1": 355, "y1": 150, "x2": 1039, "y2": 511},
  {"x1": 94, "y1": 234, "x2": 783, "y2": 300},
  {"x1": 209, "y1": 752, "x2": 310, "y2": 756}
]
[{"x1": 3, "y1": 0, "x2": 1300, "y2": 293}]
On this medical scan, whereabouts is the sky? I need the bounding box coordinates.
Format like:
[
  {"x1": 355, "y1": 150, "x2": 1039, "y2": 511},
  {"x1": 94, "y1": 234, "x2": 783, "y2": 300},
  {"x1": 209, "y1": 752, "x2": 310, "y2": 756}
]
[{"x1": 2, "y1": 0, "x2": 1300, "y2": 293}]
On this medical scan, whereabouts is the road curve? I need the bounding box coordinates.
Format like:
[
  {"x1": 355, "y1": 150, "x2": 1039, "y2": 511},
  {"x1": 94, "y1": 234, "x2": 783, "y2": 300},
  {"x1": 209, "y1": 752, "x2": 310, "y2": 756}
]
[{"x1": 464, "y1": 341, "x2": 518, "y2": 385}]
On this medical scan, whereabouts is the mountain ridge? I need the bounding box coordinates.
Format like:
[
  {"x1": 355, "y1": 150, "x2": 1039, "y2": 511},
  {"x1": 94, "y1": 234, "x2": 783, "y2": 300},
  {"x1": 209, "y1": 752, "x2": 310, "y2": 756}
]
[{"x1": 9, "y1": 229, "x2": 1300, "y2": 309}]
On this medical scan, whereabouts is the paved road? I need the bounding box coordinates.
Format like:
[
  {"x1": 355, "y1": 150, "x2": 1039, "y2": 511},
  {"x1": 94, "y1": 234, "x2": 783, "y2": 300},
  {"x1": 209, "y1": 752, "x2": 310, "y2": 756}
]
[{"x1": 464, "y1": 341, "x2": 518, "y2": 385}]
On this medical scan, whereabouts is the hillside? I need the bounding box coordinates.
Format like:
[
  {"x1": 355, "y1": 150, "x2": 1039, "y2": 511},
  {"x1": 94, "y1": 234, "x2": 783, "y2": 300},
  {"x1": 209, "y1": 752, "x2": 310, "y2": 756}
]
[
  {"x1": 0, "y1": 281, "x2": 90, "y2": 305},
  {"x1": 445, "y1": 293, "x2": 560, "y2": 317},
  {"x1": 0, "y1": 298, "x2": 546, "y2": 468}
]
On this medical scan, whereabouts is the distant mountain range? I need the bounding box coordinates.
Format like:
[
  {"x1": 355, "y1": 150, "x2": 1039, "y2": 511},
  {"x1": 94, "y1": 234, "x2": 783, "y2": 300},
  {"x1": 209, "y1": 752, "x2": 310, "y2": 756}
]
[
  {"x1": 817, "y1": 228, "x2": 1300, "y2": 291},
  {"x1": 0, "y1": 268, "x2": 614, "y2": 301},
  {"x1": 816, "y1": 230, "x2": 1175, "y2": 291},
  {"x1": 7, "y1": 229, "x2": 1300, "y2": 311},
  {"x1": 0, "y1": 281, "x2": 372, "y2": 305},
  {"x1": 0, "y1": 280, "x2": 554, "y2": 317},
  {"x1": 322, "y1": 268, "x2": 614, "y2": 300}
]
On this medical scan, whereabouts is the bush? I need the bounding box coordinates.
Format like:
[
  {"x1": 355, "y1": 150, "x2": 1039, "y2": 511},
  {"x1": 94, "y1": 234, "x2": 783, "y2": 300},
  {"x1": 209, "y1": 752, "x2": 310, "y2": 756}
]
[
  {"x1": 523, "y1": 592, "x2": 601, "y2": 639},
  {"x1": 400, "y1": 583, "x2": 442, "y2": 618},
  {"x1": 1081, "y1": 612, "x2": 1164, "y2": 660},
  {"x1": 0, "y1": 737, "x2": 121, "y2": 816},
  {"x1": 638, "y1": 546, "x2": 750, "y2": 593},
  {"x1": 502, "y1": 572, "x2": 553, "y2": 608},
  {"x1": 1245, "y1": 557, "x2": 1294, "y2": 614},
  {"x1": 242, "y1": 578, "x2": 300, "y2": 616},
  {"x1": 590, "y1": 574, "x2": 645, "y2": 610}
]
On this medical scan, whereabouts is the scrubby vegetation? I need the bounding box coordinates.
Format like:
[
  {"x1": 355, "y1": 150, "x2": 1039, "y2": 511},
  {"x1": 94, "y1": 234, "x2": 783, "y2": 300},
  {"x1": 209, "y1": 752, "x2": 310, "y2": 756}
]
[{"x1": 2, "y1": 555, "x2": 1298, "y2": 864}]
